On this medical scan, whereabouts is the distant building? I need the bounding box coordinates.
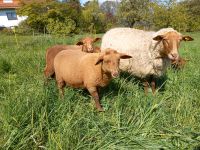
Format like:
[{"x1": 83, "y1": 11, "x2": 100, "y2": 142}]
[{"x1": 0, "y1": 0, "x2": 27, "y2": 28}]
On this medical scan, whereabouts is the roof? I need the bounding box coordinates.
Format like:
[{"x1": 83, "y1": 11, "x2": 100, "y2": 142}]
[{"x1": 0, "y1": 1, "x2": 20, "y2": 9}]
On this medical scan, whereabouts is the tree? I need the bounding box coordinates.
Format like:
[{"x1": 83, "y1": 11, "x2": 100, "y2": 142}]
[
  {"x1": 183, "y1": 0, "x2": 200, "y2": 31},
  {"x1": 116, "y1": 0, "x2": 151, "y2": 27},
  {"x1": 82, "y1": 0, "x2": 106, "y2": 33},
  {"x1": 15, "y1": 0, "x2": 200, "y2": 34},
  {"x1": 100, "y1": 1, "x2": 118, "y2": 15},
  {"x1": 100, "y1": 1, "x2": 119, "y2": 30},
  {"x1": 17, "y1": 0, "x2": 82, "y2": 35},
  {"x1": 152, "y1": 0, "x2": 189, "y2": 31},
  {"x1": 169, "y1": 2, "x2": 189, "y2": 31}
]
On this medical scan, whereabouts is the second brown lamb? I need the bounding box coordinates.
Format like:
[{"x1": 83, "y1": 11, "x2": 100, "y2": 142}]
[{"x1": 44, "y1": 37, "x2": 101, "y2": 80}]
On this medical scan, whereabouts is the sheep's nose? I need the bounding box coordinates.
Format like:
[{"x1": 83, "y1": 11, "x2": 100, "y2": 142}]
[
  {"x1": 112, "y1": 72, "x2": 119, "y2": 78},
  {"x1": 88, "y1": 47, "x2": 93, "y2": 52},
  {"x1": 172, "y1": 53, "x2": 178, "y2": 59}
]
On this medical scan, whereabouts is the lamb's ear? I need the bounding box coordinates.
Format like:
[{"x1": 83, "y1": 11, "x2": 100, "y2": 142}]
[
  {"x1": 95, "y1": 55, "x2": 104, "y2": 65},
  {"x1": 76, "y1": 41, "x2": 84, "y2": 45},
  {"x1": 119, "y1": 53, "x2": 132, "y2": 59},
  {"x1": 93, "y1": 37, "x2": 101, "y2": 43},
  {"x1": 153, "y1": 35, "x2": 164, "y2": 41},
  {"x1": 182, "y1": 35, "x2": 194, "y2": 41}
]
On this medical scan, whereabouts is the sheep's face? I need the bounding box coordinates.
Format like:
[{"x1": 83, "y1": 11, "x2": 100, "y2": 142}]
[
  {"x1": 95, "y1": 49, "x2": 132, "y2": 78},
  {"x1": 153, "y1": 32, "x2": 193, "y2": 61},
  {"x1": 76, "y1": 37, "x2": 101, "y2": 53}
]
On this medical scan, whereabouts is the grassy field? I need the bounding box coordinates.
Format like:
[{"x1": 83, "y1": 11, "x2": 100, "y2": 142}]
[{"x1": 0, "y1": 32, "x2": 200, "y2": 150}]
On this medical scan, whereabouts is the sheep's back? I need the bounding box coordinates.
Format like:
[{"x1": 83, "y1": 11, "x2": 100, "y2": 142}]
[
  {"x1": 101, "y1": 28, "x2": 155, "y2": 78},
  {"x1": 46, "y1": 45, "x2": 81, "y2": 59},
  {"x1": 54, "y1": 50, "x2": 86, "y2": 87},
  {"x1": 54, "y1": 51, "x2": 103, "y2": 88},
  {"x1": 46, "y1": 45, "x2": 82, "y2": 66}
]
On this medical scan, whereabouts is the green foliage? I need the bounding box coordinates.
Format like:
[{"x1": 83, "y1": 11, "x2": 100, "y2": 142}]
[
  {"x1": 17, "y1": 2, "x2": 47, "y2": 32},
  {"x1": 82, "y1": 0, "x2": 106, "y2": 33},
  {"x1": 0, "y1": 33, "x2": 200, "y2": 149},
  {"x1": 117, "y1": 0, "x2": 151, "y2": 27},
  {"x1": 169, "y1": 2, "x2": 188, "y2": 31},
  {"x1": 184, "y1": 0, "x2": 200, "y2": 31},
  {"x1": 116, "y1": 0, "x2": 200, "y2": 31},
  {"x1": 47, "y1": 17, "x2": 76, "y2": 35},
  {"x1": 15, "y1": 21, "x2": 35, "y2": 35},
  {"x1": 15, "y1": 0, "x2": 200, "y2": 34},
  {"x1": 100, "y1": 1, "x2": 119, "y2": 30},
  {"x1": 17, "y1": 1, "x2": 81, "y2": 35},
  {"x1": 152, "y1": 0, "x2": 189, "y2": 31}
]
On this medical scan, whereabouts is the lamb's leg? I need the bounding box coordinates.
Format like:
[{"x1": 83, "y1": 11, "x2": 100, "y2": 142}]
[
  {"x1": 44, "y1": 66, "x2": 50, "y2": 85},
  {"x1": 97, "y1": 87, "x2": 100, "y2": 94},
  {"x1": 149, "y1": 76, "x2": 156, "y2": 95},
  {"x1": 143, "y1": 80, "x2": 149, "y2": 95},
  {"x1": 151, "y1": 79, "x2": 156, "y2": 95},
  {"x1": 44, "y1": 66, "x2": 55, "y2": 85},
  {"x1": 44, "y1": 66, "x2": 52, "y2": 78},
  {"x1": 87, "y1": 87, "x2": 104, "y2": 112},
  {"x1": 56, "y1": 79, "x2": 65, "y2": 98}
]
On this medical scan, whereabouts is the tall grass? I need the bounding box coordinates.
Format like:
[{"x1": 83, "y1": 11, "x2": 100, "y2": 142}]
[{"x1": 0, "y1": 32, "x2": 199, "y2": 149}]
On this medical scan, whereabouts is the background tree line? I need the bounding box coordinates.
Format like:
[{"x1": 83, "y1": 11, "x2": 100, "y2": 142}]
[{"x1": 15, "y1": 0, "x2": 200, "y2": 35}]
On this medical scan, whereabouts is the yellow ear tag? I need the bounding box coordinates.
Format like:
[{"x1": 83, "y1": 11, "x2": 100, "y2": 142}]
[{"x1": 185, "y1": 37, "x2": 189, "y2": 41}]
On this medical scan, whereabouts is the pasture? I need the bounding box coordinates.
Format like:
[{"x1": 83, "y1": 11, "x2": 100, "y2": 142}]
[{"x1": 0, "y1": 32, "x2": 200, "y2": 149}]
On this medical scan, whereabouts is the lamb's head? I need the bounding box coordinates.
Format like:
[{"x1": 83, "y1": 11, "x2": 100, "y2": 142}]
[
  {"x1": 76, "y1": 37, "x2": 101, "y2": 53},
  {"x1": 153, "y1": 31, "x2": 193, "y2": 61},
  {"x1": 95, "y1": 49, "x2": 132, "y2": 78}
]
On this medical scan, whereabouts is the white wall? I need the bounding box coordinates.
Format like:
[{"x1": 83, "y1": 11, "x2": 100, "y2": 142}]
[{"x1": 0, "y1": 9, "x2": 27, "y2": 28}]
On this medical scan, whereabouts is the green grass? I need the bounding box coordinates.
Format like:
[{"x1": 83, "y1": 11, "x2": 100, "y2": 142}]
[{"x1": 0, "y1": 32, "x2": 200, "y2": 150}]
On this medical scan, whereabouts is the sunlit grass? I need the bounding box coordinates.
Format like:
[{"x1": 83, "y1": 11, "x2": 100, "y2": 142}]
[{"x1": 0, "y1": 33, "x2": 199, "y2": 149}]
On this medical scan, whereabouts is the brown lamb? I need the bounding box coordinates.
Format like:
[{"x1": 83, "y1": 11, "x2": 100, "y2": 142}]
[
  {"x1": 54, "y1": 48, "x2": 132, "y2": 111},
  {"x1": 44, "y1": 37, "x2": 101, "y2": 80}
]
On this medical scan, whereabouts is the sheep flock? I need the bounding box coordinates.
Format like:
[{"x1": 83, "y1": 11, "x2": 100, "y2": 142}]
[{"x1": 44, "y1": 28, "x2": 194, "y2": 111}]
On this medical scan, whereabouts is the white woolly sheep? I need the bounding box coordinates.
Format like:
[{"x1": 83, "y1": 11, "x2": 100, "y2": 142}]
[
  {"x1": 54, "y1": 49, "x2": 132, "y2": 111},
  {"x1": 101, "y1": 28, "x2": 193, "y2": 94}
]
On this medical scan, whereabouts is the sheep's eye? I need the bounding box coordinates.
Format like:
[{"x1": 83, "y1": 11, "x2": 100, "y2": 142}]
[
  {"x1": 163, "y1": 39, "x2": 169, "y2": 45},
  {"x1": 105, "y1": 60, "x2": 111, "y2": 63},
  {"x1": 163, "y1": 39, "x2": 169, "y2": 42}
]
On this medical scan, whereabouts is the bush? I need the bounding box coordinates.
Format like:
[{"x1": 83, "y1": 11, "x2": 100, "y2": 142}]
[
  {"x1": 15, "y1": 21, "x2": 35, "y2": 35},
  {"x1": 0, "y1": 28, "x2": 14, "y2": 35},
  {"x1": 46, "y1": 18, "x2": 76, "y2": 36}
]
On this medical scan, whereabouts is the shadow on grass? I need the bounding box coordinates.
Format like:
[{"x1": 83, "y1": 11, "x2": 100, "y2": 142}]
[
  {"x1": 71, "y1": 80, "x2": 123, "y2": 102},
  {"x1": 42, "y1": 71, "x2": 168, "y2": 110},
  {"x1": 119, "y1": 71, "x2": 168, "y2": 93},
  {"x1": 99, "y1": 80, "x2": 125, "y2": 98},
  {"x1": 43, "y1": 76, "x2": 125, "y2": 105},
  {"x1": 43, "y1": 71, "x2": 169, "y2": 101}
]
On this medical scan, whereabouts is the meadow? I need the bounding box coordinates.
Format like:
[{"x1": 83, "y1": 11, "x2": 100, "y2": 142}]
[{"x1": 0, "y1": 32, "x2": 200, "y2": 149}]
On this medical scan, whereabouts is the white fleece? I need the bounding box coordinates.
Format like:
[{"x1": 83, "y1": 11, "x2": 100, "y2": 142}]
[{"x1": 101, "y1": 28, "x2": 179, "y2": 78}]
